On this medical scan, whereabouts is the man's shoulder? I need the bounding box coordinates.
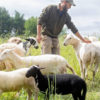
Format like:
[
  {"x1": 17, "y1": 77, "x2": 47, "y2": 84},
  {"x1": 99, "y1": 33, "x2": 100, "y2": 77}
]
[{"x1": 45, "y1": 5, "x2": 57, "y2": 10}]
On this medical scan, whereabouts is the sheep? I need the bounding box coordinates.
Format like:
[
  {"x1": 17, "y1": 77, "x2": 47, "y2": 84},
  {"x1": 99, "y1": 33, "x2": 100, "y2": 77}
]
[
  {"x1": 26, "y1": 65, "x2": 87, "y2": 100},
  {"x1": 0, "y1": 49, "x2": 75, "y2": 74},
  {"x1": 63, "y1": 33, "x2": 100, "y2": 80},
  {"x1": 0, "y1": 43, "x2": 26, "y2": 70},
  {"x1": 0, "y1": 37, "x2": 39, "y2": 70},
  {"x1": 0, "y1": 37, "x2": 38, "y2": 56},
  {"x1": 83, "y1": 36, "x2": 99, "y2": 42},
  {"x1": 0, "y1": 67, "x2": 39, "y2": 100},
  {"x1": 89, "y1": 36, "x2": 99, "y2": 41},
  {"x1": 7, "y1": 36, "x2": 39, "y2": 51},
  {"x1": 8, "y1": 37, "x2": 22, "y2": 44},
  {"x1": 23, "y1": 37, "x2": 39, "y2": 53},
  {"x1": 0, "y1": 43, "x2": 25, "y2": 56}
]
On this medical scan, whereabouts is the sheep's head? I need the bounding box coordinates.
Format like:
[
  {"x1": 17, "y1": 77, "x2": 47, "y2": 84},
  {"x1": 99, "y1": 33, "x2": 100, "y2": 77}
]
[
  {"x1": 0, "y1": 49, "x2": 14, "y2": 61},
  {"x1": 8, "y1": 37, "x2": 22, "y2": 44},
  {"x1": 63, "y1": 33, "x2": 79, "y2": 46},
  {"x1": 25, "y1": 37, "x2": 39, "y2": 49},
  {"x1": 26, "y1": 65, "x2": 45, "y2": 78}
]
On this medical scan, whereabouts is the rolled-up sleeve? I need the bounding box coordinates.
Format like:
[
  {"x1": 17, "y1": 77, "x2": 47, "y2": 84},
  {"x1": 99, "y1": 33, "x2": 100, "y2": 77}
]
[
  {"x1": 38, "y1": 6, "x2": 50, "y2": 26},
  {"x1": 65, "y1": 13, "x2": 78, "y2": 34}
]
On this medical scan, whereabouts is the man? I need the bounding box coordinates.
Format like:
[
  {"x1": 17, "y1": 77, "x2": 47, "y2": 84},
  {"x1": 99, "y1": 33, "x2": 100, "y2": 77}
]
[{"x1": 37, "y1": 0, "x2": 91, "y2": 54}]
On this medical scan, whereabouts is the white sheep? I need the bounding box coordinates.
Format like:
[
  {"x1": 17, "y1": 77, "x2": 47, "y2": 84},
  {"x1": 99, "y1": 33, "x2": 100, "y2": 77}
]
[
  {"x1": 89, "y1": 36, "x2": 99, "y2": 41},
  {"x1": 0, "y1": 37, "x2": 39, "y2": 70},
  {"x1": 0, "y1": 43, "x2": 26, "y2": 70},
  {"x1": 83, "y1": 35, "x2": 99, "y2": 42},
  {"x1": 8, "y1": 37, "x2": 22, "y2": 44},
  {"x1": 0, "y1": 49, "x2": 76, "y2": 74},
  {"x1": 63, "y1": 33, "x2": 100, "y2": 80},
  {"x1": 0, "y1": 68, "x2": 39, "y2": 100},
  {"x1": 0, "y1": 43, "x2": 25, "y2": 56}
]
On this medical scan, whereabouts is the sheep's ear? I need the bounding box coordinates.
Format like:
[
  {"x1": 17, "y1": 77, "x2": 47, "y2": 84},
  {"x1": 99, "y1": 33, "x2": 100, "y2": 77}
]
[
  {"x1": 36, "y1": 65, "x2": 39, "y2": 67},
  {"x1": 25, "y1": 39, "x2": 30, "y2": 41},
  {"x1": 39, "y1": 67, "x2": 46, "y2": 70}
]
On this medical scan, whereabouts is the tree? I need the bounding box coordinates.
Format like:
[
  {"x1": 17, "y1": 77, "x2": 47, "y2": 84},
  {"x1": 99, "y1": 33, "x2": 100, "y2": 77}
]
[
  {"x1": 13, "y1": 11, "x2": 25, "y2": 35},
  {"x1": 24, "y1": 17, "x2": 37, "y2": 35},
  {"x1": 0, "y1": 7, "x2": 11, "y2": 34}
]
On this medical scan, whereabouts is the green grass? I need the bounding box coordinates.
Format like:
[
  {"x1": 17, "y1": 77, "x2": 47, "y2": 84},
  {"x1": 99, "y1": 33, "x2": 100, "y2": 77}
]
[{"x1": 0, "y1": 36, "x2": 100, "y2": 100}]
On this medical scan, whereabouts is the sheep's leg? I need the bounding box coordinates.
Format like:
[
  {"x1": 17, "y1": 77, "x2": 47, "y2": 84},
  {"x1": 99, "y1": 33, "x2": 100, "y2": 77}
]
[
  {"x1": 0, "y1": 90, "x2": 3, "y2": 95},
  {"x1": 72, "y1": 94, "x2": 78, "y2": 100},
  {"x1": 85, "y1": 64, "x2": 88, "y2": 78},
  {"x1": 34, "y1": 89, "x2": 39, "y2": 100},
  {"x1": 66, "y1": 63, "x2": 76, "y2": 75},
  {"x1": 44, "y1": 94, "x2": 49, "y2": 100},
  {"x1": 79, "y1": 60, "x2": 84, "y2": 79},
  {"x1": 4, "y1": 61, "x2": 12, "y2": 70},
  {"x1": 27, "y1": 89, "x2": 32, "y2": 100},
  {"x1": 93, "y1": 64, "x2": 98, "y2": 81},
  {"x1": 78, "y1": 92, "x2": 82, "y2": 100},
  {"x1": 89, "y1": 52, "x2": 95, "y2": 69},
  {"x1": 83, "y1": 63, "x2": 87, "y2": 79},
  {"x1": 44, "y1": 91, "x2": 50, "y2": 100},
  {"x1": 33, "y1": 79, "x2": 39, "y2": 100}
]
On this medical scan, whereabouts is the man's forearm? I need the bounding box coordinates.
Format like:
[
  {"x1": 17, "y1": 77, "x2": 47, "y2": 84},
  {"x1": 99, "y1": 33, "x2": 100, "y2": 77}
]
[
  {"x1": 37, "y1": 25, "x2": 42, "y2": 36},
  {"x1": 75, "y1": 32, "x2": 91, "y2": 43},
  {"x1": 75, "y1": 32, "x2": 85, "y2": 42}
]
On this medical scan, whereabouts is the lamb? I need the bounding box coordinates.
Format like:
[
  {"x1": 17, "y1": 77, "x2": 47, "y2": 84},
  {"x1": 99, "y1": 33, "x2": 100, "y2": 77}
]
[
  {"x1": 0, "y1": 67, "x2": 39, "y2": 100},
  {"x1": 8, "y1": 37, "x2": 22, "y2": 44},
  {"x1": 63, "y1": 33, "x2": 100, "y2": 80},
  {"x1": 0, "y1": 49, "x2": 75, "y2": 74},
  {"x1": 26, "y1": 65, "x2": 87, "y2": 100}
]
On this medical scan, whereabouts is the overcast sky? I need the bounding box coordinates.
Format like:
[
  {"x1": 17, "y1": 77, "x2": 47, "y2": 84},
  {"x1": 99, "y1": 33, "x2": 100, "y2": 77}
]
[{"x1": 0, "y1": 0, "x2": 100, "y2": 36}]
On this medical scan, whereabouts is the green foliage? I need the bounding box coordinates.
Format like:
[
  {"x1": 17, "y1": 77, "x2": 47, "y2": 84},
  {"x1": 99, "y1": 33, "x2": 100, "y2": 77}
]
[
  {"x1": 13, "y1": 11, "x2": 25, "y2": 35},
  {"x1": 0, "y1": 7, "x2": 11, "y2": 34},
  {"x1": 24, "y1": 17, "x2": 37, "y2": 35},
  {"x1": 0, "y1": 7, "x2": 25, "y2": 36}
]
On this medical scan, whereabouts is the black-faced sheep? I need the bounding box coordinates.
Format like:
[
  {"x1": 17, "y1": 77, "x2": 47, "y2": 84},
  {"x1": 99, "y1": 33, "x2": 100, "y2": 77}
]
[{"x1": 26, "y1": 65, "x2": 87, "y2": 100}]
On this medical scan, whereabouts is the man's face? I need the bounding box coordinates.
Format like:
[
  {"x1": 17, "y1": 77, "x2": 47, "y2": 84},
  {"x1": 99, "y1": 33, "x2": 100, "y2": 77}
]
[
  {"x1": 66, "y1": 2, "x2": 72, "y2": 9},
  {"x1": 62, "y1": 1, "x2": 72, "y2": 9}
]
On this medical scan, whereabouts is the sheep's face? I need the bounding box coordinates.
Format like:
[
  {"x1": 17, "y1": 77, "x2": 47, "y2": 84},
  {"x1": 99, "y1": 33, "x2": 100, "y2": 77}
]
[
  {"x1": 26, "y1": 65, "x2": 40, "y2": 78},
  {"x1": 13, "y1": 39, "x2": 22, "y2": 44},
  {"x1": 0, "y1": 49, "x2": 13, "y2": 61},
  {"x1": 63, "y1": 34, "x2": 77, "y2": 46},
  {"x1": 25, "y1": 37, "x2": 39, "y2": 49},
  {"x1": 8, "y1": 37, "x2": 22, "y2": 44}
]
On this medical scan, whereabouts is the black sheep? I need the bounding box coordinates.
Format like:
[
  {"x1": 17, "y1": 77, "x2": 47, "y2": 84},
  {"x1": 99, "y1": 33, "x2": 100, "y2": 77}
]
[{"x1": 26, "y1": 65, "x2": 87, "y2": 100}]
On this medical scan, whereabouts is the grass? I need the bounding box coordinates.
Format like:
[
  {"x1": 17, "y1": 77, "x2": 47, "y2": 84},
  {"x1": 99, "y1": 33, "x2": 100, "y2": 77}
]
[{"x1": 0, "y1": 35, "x2": 100, "y2": 100}]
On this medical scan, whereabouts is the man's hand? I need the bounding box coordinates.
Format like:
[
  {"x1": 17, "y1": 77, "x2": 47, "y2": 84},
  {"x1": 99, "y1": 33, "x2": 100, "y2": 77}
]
[
  {"x1": 82, "y1": 39, "x2": 91, "y2": 43},
  {"x1": 36, "y1": 35, "x2": 42, "y2": 43},
  {"x1": 75, "y1": 32, "x2": 91, "y2": 43}
]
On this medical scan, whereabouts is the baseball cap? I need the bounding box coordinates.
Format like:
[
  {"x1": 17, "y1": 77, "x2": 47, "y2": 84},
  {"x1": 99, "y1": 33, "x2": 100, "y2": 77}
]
[{"x1": 61, "y1": 0, "x2": 76, "y2": 6}]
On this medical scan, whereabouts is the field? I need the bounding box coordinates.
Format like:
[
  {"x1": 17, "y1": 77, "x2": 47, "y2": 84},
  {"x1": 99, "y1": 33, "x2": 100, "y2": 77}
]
[{"x1": 0, "y1": 36, "x2": 100, "y2": 100}]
